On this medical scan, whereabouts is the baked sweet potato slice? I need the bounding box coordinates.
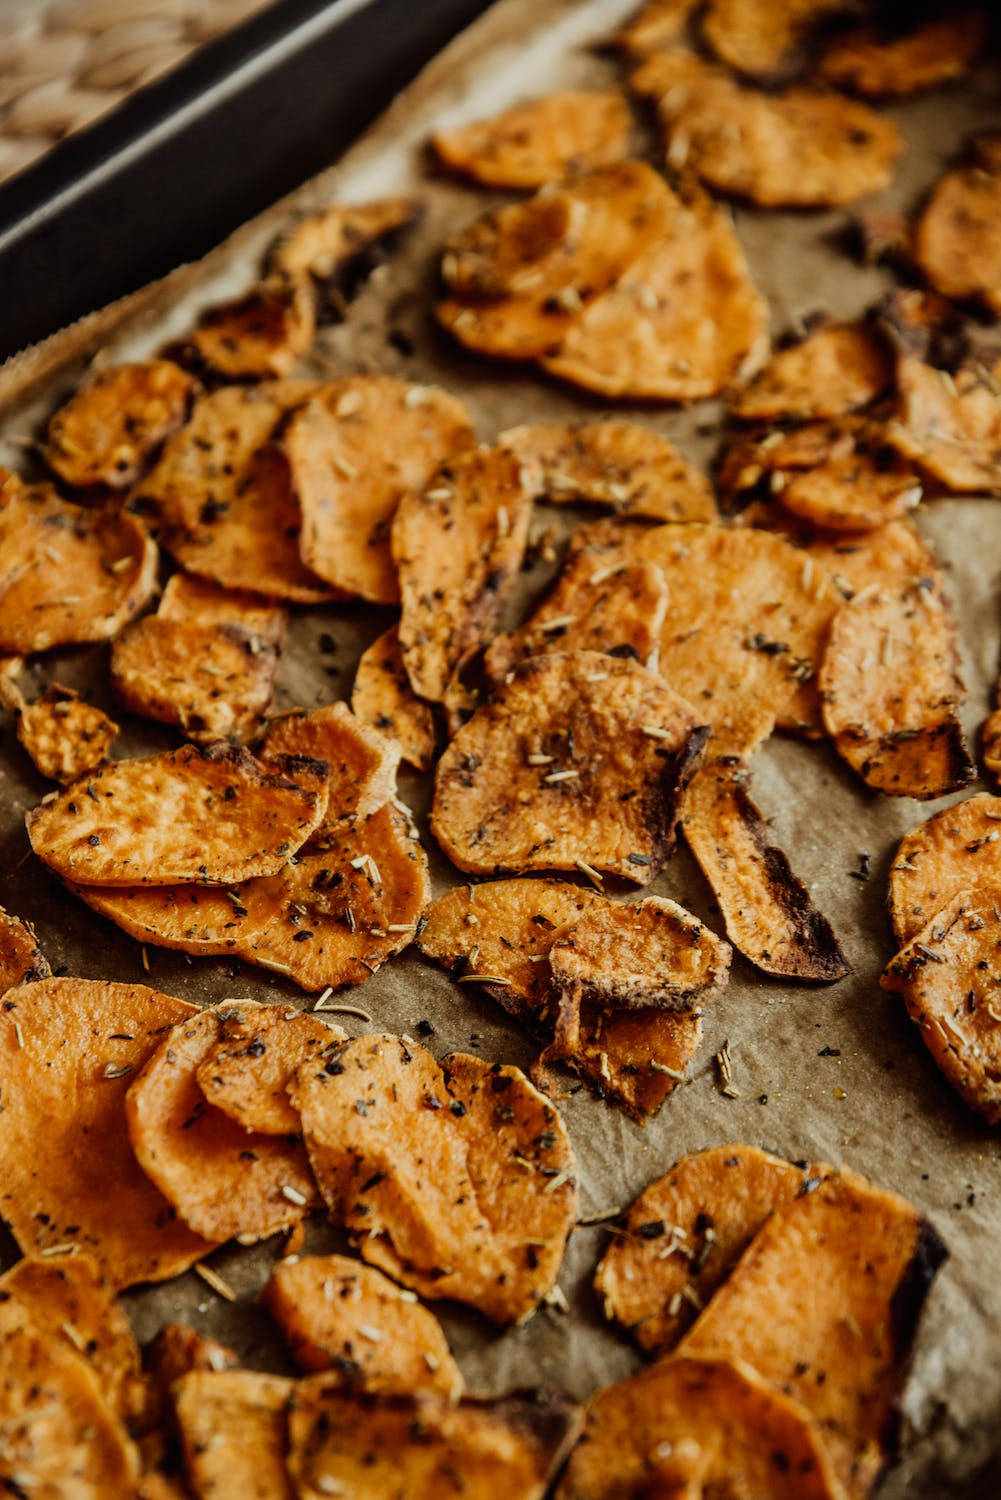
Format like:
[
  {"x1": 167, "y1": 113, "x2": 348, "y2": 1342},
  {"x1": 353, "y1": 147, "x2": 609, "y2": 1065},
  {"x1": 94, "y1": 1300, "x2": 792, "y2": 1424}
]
[
  {"x1": 145, "y1": 1322, "x2": 239, "y2": 1395},
  {"x1": 983, "y1": 707, "x2": 1001, "y2": 785},
  {"x1": 887, "y1": 353, "x2": 1001, "y2": 495},
  {"x1": 187, "y1": 275, "x2": 315, "y2": 380},
  {"x1": 819, "y1": 12, "x2": 986, "y2": 98},
  {"x1": 556, "y1": 1353, "x2": 843, "y2": 1500},
  {"x1": 614, "y1": 0, "x2": 700, "y2": 55},
  {"x1": 291, "y1": 1036, "x2": 577, "y2": 1325},
  {"x1": 196, "y1": 1005, "x2": 343, "y2": 1136},
  {"x1": 394, "y1": 445, "x2": 536, "y2": 703},
  {"x1": 172, "y1": 1369, "x2": 294, "y2": 1500},
  {"x1": 268, "y1": 195, "x2": 423, "y2": 288},
  {"x1": 888, "y1": 793, "x2": 1001, "y2": 944},
  {"x1": 157, "y1": 572, "x2": 286, "y2": 640},
  {"x1": 432, "y1": 650, "x2": 707, "y2": 882},
  {"x1": 15, "y1": 684, "x2": 118, "y2": 781},
  {"x1": 681, "y1": 1171, "x2": 947, "y2": 1498},
  {"x1": 261, "y1": 1254, "x2": 462, "y2": 1394},
  {"x1": 914, "y1": 136, "x2": 1001, "y2": 315},
  {"x1": 352, "y1": 627, "x2": 437, "y2": 771},
  {"x1": 499, "y1": 419, "x2": 717, "y2": 522},
  {"x1": 701, "y1": 0, "x2": 851, "y2": 80},
  {"x1": 27, "y1": 742, "x2": 327, "y2": 887},
  {"x1": 442, "y1": 192, "x2": 585, "y2": 301},
  {"x1": 563, "y1": 1001, "x2": 704, "y2": 1120},
  {"x1": 0, "y1": 906, "x2": 49, "y2": 996},
  {"x1": 819, "y1": 578, "x2": 973, "y2": 799},
  {"x1": 44, "y1": 359, "x2": 196, "y2": 492},
  {"x1": 125, "y1": 1005, "x2": 319, "y2": 1243},
  {"x1": 735, "y1": 510, "x2": 940, "y2": 607},
  {"x1": 777, "y1": 447, "x2": 922, "y2": 533},
  {"x1": 731, "y1": 321, "x2": 891, "y2": 422},
  {"x1": 433, "y1": 90, "x2": 632, "y2": 188},
  {"x1": 261, "y1": 701, "x2": 400, "y2": 823},
  {"x1": 0, "y1": 977, "x2": 210, "y2": 1287},
  {"x1": 0, "y1": 472, "x2": 157, "y2": 654}
]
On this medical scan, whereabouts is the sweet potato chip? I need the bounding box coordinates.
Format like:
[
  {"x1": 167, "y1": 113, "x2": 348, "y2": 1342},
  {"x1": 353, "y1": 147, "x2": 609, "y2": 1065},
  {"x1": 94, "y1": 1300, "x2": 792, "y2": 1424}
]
[
  {"x1": 157, "y1": 572, "x2": 286, "y2": 641},
  {"x1": 819, "y1": 12, "x2": 986, "y2": 98},
  {"x1": 45, "y1": 360, "x2": 197, "y2": 491},
  {"x1": 268, "y1": 196, "x2": 423, "y2": 289},
  {"x1": 261, "y1": 1254, "x2": 462, "y2": 1394},
  {"x1": 887, "y1": 793, "x2": 1001, "y2": 945},
  {"x1": 887, "y1": 354, "x2": 1001, "y2": 495},
  {"x1": 172, "y1": 1369, "x2": 294, "y2": 1500},
  {"x1": 731, "y1": 321, "x2": 892, "y2": 422},
  {"x1": 776, "y1": 446, "x2": 922, "y2": 533},
  {"x1": 614, "y1": 0, "x2": 700, "y2": 55},
  {"x1": 442, "y1": 193, "x2": 585, "y2": 301},
  {"x1": 261, "y1": 701, "x2": 400, "y2": 823},
  {"x1": 681, "y1": 1171, "x2": 947, "y2": 1497},
  {"x1": 291, "y1": 1036, "x2": 577, "y2": 1324},
  {"x1": 433, "y1": 90, "x2": 632, "y2": 188},
  {"x1": 913, "y1": 137, "x2": 1001, "y2": 316},
  {"x1": 352, "y1": 627, "x2": 437, "y2": 771},
  {"x1": 27, "y1": 742, "x2": 327, "y2": 887},
  {"x1": 593, "y1": 1145, "x2": 824, "y2": 1354},
  {"x1": 187, "y1": 275, "x2": 315, "y2": 380},
  {"x1": 983, "y1": 707, "x2": 1001, "y2": 784},
  {"x1": 0, "y1": 906, "x2": 49, "y2": 995},
  {"x1": 736, "y1": 510, "x2": 940, "y2": 606},
  {"x1": 432, "y1": 650, "x2": 707, "y2": 882},
  {"x1": 15, "y1": 684, "x2": 119, "y2": 781},
  {"x1": 0, "y1": 977, "x2": 210, "y2": 1287},
  {"x1": 555, "y1": 1353, "x2": 843, "y2": 1500},
  {"x1": 819, "y1": 578, "x2": 973, "y2": 799},
  {"x1": 125, "y1": 1005, "x2": 319, "y2": 1243},
  {"x1": 563, "y1": 1000, "x2": 704, "y2": 1119},
  {"x1": 394, "y1": 445, "x2": 536, "y2": 703},
  {"x1": 701, "y1": 0, "x2": 852, "y2": 80},
  {"x1": 196, "y1": 1005, "x2": 343, "y2": 1136},
  {"x1": 499, "y1": 419, "x2": 717, "y2": 522},
  {"x1": 0, "y1": 472, "x2": 158, "y2": 654},
  {"x1": 682, "y1": 759, "x2": 849, "y2": 980},
  {"x1": 145, "y1": 1322, "x2": 240, "y2": 1394},
  {"x1": 285, "y1": 375, "x2": 475, "y2": 604}
]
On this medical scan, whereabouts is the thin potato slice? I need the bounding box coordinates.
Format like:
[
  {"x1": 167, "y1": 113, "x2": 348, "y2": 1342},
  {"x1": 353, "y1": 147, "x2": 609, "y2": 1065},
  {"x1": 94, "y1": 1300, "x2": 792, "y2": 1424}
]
[
  {"x1": 887, "y1": 793, "x2": 1001, "y2": 945},
  {"x1": 45, "y1": 360, "x2": 197, "y2": 490},
  {"x1": 157, "y1": 572, "x2": 286, "y2": 640},
  {"x1": 983, "y1": 707, "x2": 1001, "y2": 784},
  {"x1": 442, "y1": 193, "x2": 585, "y2": 301},
  {"x1": 291, "y1": 1036, "x2": 577, "y2": 1325},
  {"x1": 882, "y1": 887, "x2": 1001, "y2": 1124},
  {"x1": 555, "y1": 1353, "x2": 844, "y2": 1500},
  {"x1": 196, "y1": 1005, "x2": 343, "y2": 1136},
  {"x1": 819, "y1": 13, "x2": 987, "y2": 98},
  {"x1": 777, "y1": 447, "x2": 922, "y2": 533},
  {"x1": 125, "y1": 1005, "x2": 319, "y2": 1243},
  {"x1": 0, "y1": 977, "x2": 211, "y2": 1287},
  {"x1": 0, "y1": 906, "x2": 49, "y2": 995},
  {"x1": 261, "y1": 1254, "x2": 462, "y2": 1394},
  {"x1": 261, "y1": 701, "x2": 401, "y2": 823},
  {"x1": 819, "y1": 579, "x2": 973, "y2": 799},
  {"x1": 914, "y1": 138, "x2": 1001, "y2": 316},
  {"x1": 702, "y1": 0, "x2": 854, "y2": 80},
  {"x1": 15, "y1": 684, "x2": 118, "y2": 781},
  {"x1": 560, "y1": 1000, "x2": 702, "y2": 1119},
  {"x1": 682, "y1": 759, "x2": 849, "y2": 980},
  {"x1": 394, "y1": 445, "x2": 536, "y2": 703},
  {"x1": 614, "y1": 0, "x2": 700, "y2": 55},
  {"x1": 888, "y1": 355, "x2": 1001, "y2": 495},
  {"x1": 268, "y1": 196, "x2": 423, "y2": 287},
  {"x1": 432, "y1": 91, "x2": 632, "y2": 188},
  {"x1": 352, "y1": 627, "x2": 437, "y2": 771},
  {"x1": 172, "y1": 1369, "x2": 294, "y2": 1500},
  {"x1": 144, "y1": 1322, "x2": 240, "y2": 1393},
  {"x1": 286, "y1": 375, "x2": 474, "y2": 604},
  {"x1": 187, "y1": 276, "x2": 315, "y2": 380},
  {"x1": 735, "y1": 510, "x2": 940, "y2": 604},
  {"x1": 731, "y1": 321, "x2": 892, "y2": 422},
  {"x1": 27, "y1": 742, "x2": 328, "y2": 887},
  {"x1": 432, "y1": 650, "x2": 708, "y2": 882},
  {"x1": 499, "y1": 419, "x2": 717, "y2": 522},
  {"x1": 681, "y1": 1172, "x2": 947, "y2": 1498}
]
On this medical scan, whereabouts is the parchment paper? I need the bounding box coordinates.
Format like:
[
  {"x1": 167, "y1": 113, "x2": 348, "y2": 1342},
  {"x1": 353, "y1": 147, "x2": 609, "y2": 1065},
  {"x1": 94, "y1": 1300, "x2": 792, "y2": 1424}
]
[{"x1": 1, "y1": 3, "x2": 1000, "y2": 1493}]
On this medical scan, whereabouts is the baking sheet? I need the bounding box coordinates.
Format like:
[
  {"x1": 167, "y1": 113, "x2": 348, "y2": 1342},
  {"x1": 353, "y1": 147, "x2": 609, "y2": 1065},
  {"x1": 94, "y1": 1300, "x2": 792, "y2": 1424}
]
[{"x1": 1, "y1": 2, "x2": 1000, "y2": 1493}]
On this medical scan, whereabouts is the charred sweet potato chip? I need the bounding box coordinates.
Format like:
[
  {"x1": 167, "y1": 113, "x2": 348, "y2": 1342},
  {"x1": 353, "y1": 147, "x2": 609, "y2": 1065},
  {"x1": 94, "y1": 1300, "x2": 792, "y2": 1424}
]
[
  {"x1": 15, "y1": 684, "x2": 119, "y2": 782},
  {"x1": 731, "y1": 321, "x2": 892, "y2": 422},
  {"x1": 499, "y1": 419, "x2": 717, "y2": 522},
  {"x1": 186, "y1": 275, "x2": 315, "y2": 380},
  {"x1": 352, "y1": 627, "x2": 437, "y2": 771},
  {"x1": 913, "y1": 138, "x2": 1001, "y2": 316},
  {"x1": 262, "y1": 702, "x2": 400, "y2": 823},
  {"x1": 45, "y1": 360, "x2": 197, "y2": 491},
  {"x1": 196, "y1": 1004, "x2": 343, "y2": 1136},
  {"x1": 27, "y1": 742, "x2": 327, "y2": 887},
  {"x1": 432, "y1": 650, "x2": 707, "y2": 882},
  {"x1": 433, "y1": 91, "x2": 632, "y2": 188},
  {"x1": 0, "y1": 977, "x2": 210, "y2": 1287},
  {"x1": 701, "y1": 0, "x2": 852, "y2": 80},
  {"x1": 0, "y1": 906, "x2": 49, "y2": 995},
  {"x1": 887, "y1": 354, "x2": 1001, "y2": 495},
  {"x1": 819, "y1": 578, "x2": 973, "y2": 799},
  {"x1": 268, "y1": 196, "x2": 423, "y2": 289},
  {"x1": 681, "y1": 1171, "x2": 947, "y2": 1497},
  {"x1": 394, "y1": 445, "x2": 536, "y2": 703},
  {"x1": 556, "y1": 1353, "x2": 843, "y2": 1500},
  {"x1": 285, "y1": 375, "x2": 475, "y2": 604},
  {"x1": 125, "y1": 1005, "x2": 319, "y2": 1243},
  {"x1": 172, "y1": 1369, "x2": 294, "y2": 1500},
  {"x1": 614, "y1": 0, "x2": 700, "y2": 55},
  {"x1": 887, "y1": 793, "x2": 1001, "y2": 945},
  {"x1": 291, "y1": 1036, "x2": 577, "y2": 1324},
  {"x1": 819, "y1": 12, "x2": 986, "y2": 98},
  {"x1": 261, "y1": 1254, "x2": 462, "y2": 1394}
]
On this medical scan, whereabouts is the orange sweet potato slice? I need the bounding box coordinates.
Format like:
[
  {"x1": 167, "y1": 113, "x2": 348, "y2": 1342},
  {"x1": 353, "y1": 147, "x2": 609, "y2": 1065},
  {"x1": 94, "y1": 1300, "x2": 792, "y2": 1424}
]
[
  {"x1": 819, "y1": 12, "x2": 986, "y2": 98},
  {"x1": 681, "y1": 1171, "x2": 947, "y2": 1498},
  {"x1": 776, "y1": 446, "x2": 922, "y2": 533},
  {"x1": 819, "y1": 578, "x2": 973, "y2": 799},
  {"x1": 442, "y1": 192, "x2": 585, "y2": 301},
  {"x1": 261, "y1": 701, "x2": 400, "y2": 823},
  {"x1": 432, "y1": 649, "x2": 708, "y2": 882},
  {"x1": 125, "y1": 1005, "x2": 319, "y2": 1243},
  {"x1": 702, "y1": 0, "x2": 853, "y2": 79},
  {"x1": 393, "y1": 445, "x2": 536, "y2": 703},
  {"x1": 352, "y1": 627, "x2": 437, "y2": 771},
  {"x1": 186, "y1": 275, "x2": 316, "y2": 380},
  {"x1": 734, "y1": 509, "x2": 940, "y2": 606},
  {"x1": 261, "y1": 1254, "x2": 462, "y2": 1394},
  {"x1": 983, "y1": 707, "x2": 1001, "y2": 784},
  {"x1": 15, "y1": 684, "x2": 119, "y2": 781},
  {"x1": 914, "y1": 147, "x2": 1001, "y2": 316},
  {"x1": 0, "y1": 906, "x2": 49, "y2": 996},
  {"x1": 172, "y1": 1369, "x2": 294, "y2": 1500},
  {"x1": 268, "y1": 196, "x2": 423, "y2": 288},
  {"x1": 145, "y1": 1322, "x2": 239, "y2": 1394},
  {"x1": 887, "y1": 793, "x2": 1001, "y2": 945},
  {"x1": 157, "y1": 572, "x2": 286, "y2": 639},
  {"x1": 27, "y1": 742, "x2": 328, "y2": 887},
  {"x1": 433, "y1": 90, "x2": 632, "y2": 188},
  {"x1": 731, "y1": 321, "x2": 892, "y2": 422},
  {"x1": 196, "y1": 1005, "x2": 343, "y2": 1136},
  {"x1": 887, "y1": 354, "x2": 1001, "y2": 495},
  {"x1": 44, "y1": 360, "x2": 197, "y2": 491},
  {"x1": 0, "y1": 977, "x2": 211, "y2": 1287},
  {"x1": 285, "y1": 375, "x2": 475, "y2": 604},
  {"x1": 614, "y1": 0, "x2": 700, "y2": 55},
  {"x1": 291, "y1": 1036, "x2": 577, "y2": 1325}
]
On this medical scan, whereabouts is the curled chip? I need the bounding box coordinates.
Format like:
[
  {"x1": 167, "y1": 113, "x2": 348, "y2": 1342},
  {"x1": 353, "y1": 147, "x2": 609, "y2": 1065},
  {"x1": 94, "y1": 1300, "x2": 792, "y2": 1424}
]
[
  {"x1": 555, "y1": 1353, "x2": 842, "y2": 1500},
  {"x1": 0, "y1": 471, "x2": 157, "y2": 654},
  {"x1": 499, "y1": 419, "x2": 717, "y2": 522},
  {"x1": 15, "y1": 684, "x2": 119, "y2": 782},
  {"x1": 432, "y1": 650, "x2": 708, "y2": 882},
  {"x1": 27, "y1": 742, "x2": 328, "y2": 887},
  {"x1": 285, "y1": 375, "x2": 475, "y2": 604},
  {"x1": 262, "y1": 701, "x2": 400, "y2": 823},
  {"x1": 172, "y1": 1370, "x2": 294, "y2": 1500},
  {"x1": 0, "y1": 977, "x2": 210, "y2": 1287},
  {"x1": 542, "y1": 186, "x2": 768, "y2": 402},
  {"x1": 614, "y1": 0, "x2": 700, "y2": 55},
  {"x1": 352, "y1": 627, "x2": 437, "y2": 772},
  {"x1": 820, "y1": 12, "x2": 986, "y2": 98},
  {"x1": 731, "y1": 321, "x2": 891, "y2": 422},
  {"x1": 882, "y1": 887, "x2": 1001, "y2": 1125},
  {"x1": 887, "y1": 793, "x2": 1001, "y2": 946},
  {"x1": 887, "y1": 353, "x2": 1001, "y2": 496},
  {"x1": 913, "y1": 136, "x2": 1001, "y2": 316},
  {"x1": 682, "y1": 760, "x2": 849, "y2": 981},
  {"x1": 125, "y1": 1005, "x2": 318, "y2": 1243},
  {"x1": 701, "y1": 0, "x2": 851, "y2": 80},
  {"x1": 681, "y1": 1172, "x2": 947, "y2": 1498},
  {"x1": 593, "y1": 1145, "x2": 824, "y2": 1354},
  {"x1": 819, "y1": 578, "x2": 973, "y2": 800},
  {"x1": 196, "y1": 1004, "x2": 343, "y2": 1136},
  {"x1": 0, "y1": 905, "x2": 49, "y2": 995},
  {"x1": 268, "y1": 195, "x2": 423, "y2": 289},
  {"x1": 290, "y1": 1036, "x2": 577, "y2": 1325},
  {"x1": 44, "y1": 360, "x2": 197, "y2": 490},
  {"x1": 394, "y1": 445, "x2": 536, "y2": 703},
  {"x1": 186, "y1": 275, "x2": 315, "y2": 380},
  {"x1": 261, "y1": 1254, "x2": 463, "y2": 1395},
  {"x1": 432, "y1": 90, "x2": 631, "y2": 188}
]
